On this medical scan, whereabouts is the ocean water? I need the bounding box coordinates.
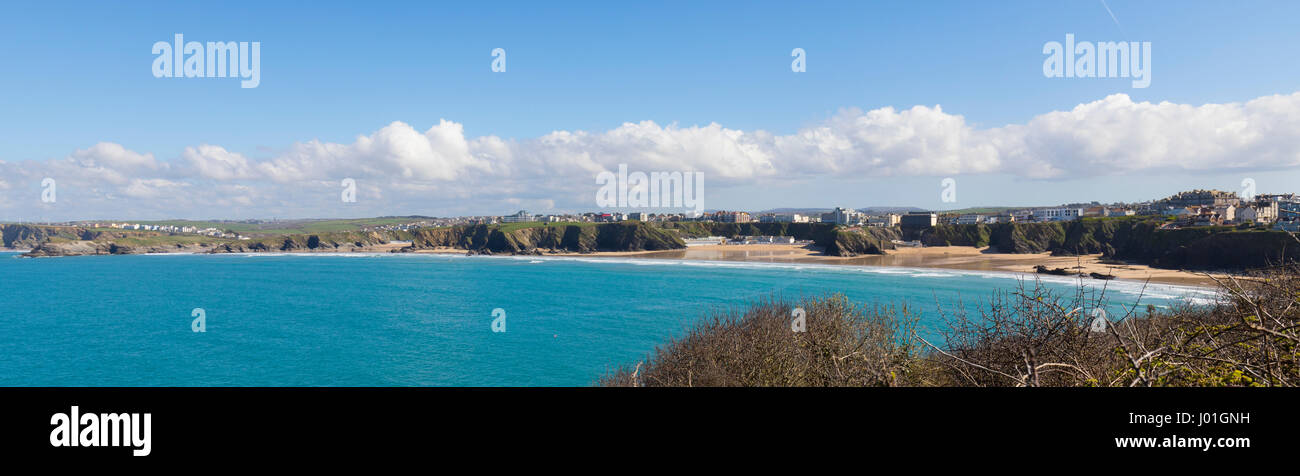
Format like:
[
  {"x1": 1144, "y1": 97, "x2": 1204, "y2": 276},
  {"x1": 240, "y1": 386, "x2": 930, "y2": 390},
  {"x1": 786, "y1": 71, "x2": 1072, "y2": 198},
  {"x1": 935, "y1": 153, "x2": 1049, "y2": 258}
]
[{"x1": 0, "y1": 251, "x2": 1217, "y2": 386}]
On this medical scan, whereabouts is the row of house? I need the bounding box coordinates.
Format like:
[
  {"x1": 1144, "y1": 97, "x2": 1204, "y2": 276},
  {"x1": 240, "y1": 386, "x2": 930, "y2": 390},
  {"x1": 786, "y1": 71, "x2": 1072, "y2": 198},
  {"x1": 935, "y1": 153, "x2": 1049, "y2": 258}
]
[
  {"x1": 727, "y1": 235, "x2": 798, "y2": 245},
  {"x1": 942, "y1": 191, "x2": 1299, "y2": 230},
  {"x1": 1150, "y1": 192, "x2": 1299, "y2": 229},
  {"x1": 95, "y1": 222, "x2": 248, "y2": 239},
  {"x1": 477, "y1": 188, "x2": 1299, "y2": 233}
]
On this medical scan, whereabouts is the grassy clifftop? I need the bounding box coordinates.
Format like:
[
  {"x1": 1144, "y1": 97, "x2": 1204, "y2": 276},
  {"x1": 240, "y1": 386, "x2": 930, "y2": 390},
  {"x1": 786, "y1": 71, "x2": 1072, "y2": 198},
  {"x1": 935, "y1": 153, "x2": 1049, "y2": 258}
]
[{"x1": 2, "y1": 224, "x2": 93, "y2": 248}]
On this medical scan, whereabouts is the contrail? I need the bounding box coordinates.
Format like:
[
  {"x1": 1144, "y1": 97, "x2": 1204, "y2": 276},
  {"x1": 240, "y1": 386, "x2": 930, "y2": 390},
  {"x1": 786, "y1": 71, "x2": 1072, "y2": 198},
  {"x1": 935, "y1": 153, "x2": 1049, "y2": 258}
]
[
  {"x1": 1099, "y1": 0, "x2": 1127, "y2": 36},
  {"x1": 1099, "y1": 0, "x2": 1121, "y2": 27}
]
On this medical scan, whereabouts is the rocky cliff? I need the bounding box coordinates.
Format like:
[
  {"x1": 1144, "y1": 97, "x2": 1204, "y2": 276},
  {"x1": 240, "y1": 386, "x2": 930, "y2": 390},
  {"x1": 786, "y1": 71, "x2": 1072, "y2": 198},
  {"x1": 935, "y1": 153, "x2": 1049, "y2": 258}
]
[
  {"x1": 207, "y1": 231, "x2": 399, "y2": 253},
  {"x1": 908, "y1": 218, "x2": 1299, "y2": 270},
  {"x1": 823, "y1": 227, "x2": 901, "y2": 256},
  {"x1": 405, "y1": 222, "x2": 684, "y2": 254},
  {"x1": 2, "y1": 224, "x2": 92, "y2": 248}
]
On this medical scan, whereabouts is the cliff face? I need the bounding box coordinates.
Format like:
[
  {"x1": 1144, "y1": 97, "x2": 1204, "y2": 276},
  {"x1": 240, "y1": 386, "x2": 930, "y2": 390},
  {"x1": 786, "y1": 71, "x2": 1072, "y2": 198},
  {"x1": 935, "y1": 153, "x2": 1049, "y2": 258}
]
[
  {"x1": 4, "y1": 224, "x2": 175, "y2": 253},
  {"x1": 24, "y1": 240, "x2": 214, "y2": 257},
  {"x1": 824, "y1": 227, "x2": 900, "y2": 256},
  {"x1": 207, "y1": 231, "x2": 399, "y2": 253},
  {"x1": 406, "y1": 222, "x2": 684, "y2": 254},
  {"x1": 909, "y1": 219, "x2": 1299, "y2": 270},
  {"x1": 2, "y1": 224, "x2": 92, "y2": 248},
  {"x1": 18, "y1": 222, "x2": 686, "y2": 257}
]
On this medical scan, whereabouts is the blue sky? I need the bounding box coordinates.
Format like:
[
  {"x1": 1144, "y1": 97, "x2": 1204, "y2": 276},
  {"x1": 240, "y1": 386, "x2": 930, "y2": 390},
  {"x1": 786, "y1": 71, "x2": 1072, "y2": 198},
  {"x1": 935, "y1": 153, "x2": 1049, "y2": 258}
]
[{"x1": 2, "y1": 0, "x2": 1299, "y2": 220}]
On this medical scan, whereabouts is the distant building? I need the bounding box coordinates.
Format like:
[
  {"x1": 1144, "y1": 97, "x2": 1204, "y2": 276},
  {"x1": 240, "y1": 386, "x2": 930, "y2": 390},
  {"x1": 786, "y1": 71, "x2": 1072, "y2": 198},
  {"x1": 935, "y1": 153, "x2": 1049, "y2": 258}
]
[
  {"x1": 825, "y1": 207, "x2": 862, "y2": 225},
  {"x1": 1237, "y1": 203, "x2": 1276, "y2": 224},
  {"x1": 1159, "y1": 189, "x2": 1241, "y2": 209},
  {"x1": 1189, "y1": 206, "x2": 1232, "y2": 227},
  {"x1": 957, "y1": 214, "x2": 987, "y2": 225},
  {"x1": 1215, "y1": 205, "x2": 1237, "y2": 223},
  {"x1": 901, "y1": 211, "x2": 937, "y2": 227},
  {"x1": 1278, "y1": 198, "x2": 1300, "y2": 222},
  {"x1": 684, "y1": 236, "x2": 726, "y2": 246},
  {"x1": 759, "y1": 213, "x2": 810, "y2": 224},
  {"x1": 1103, "y1": 207, "x2": 1136, "y2": 217},
  {"x1": 867, "y1": 213, "x2": 901, "y2": 227},
  {"x1": 502, "y1": 210, "x2": 533, "y2": 223},
  {"x1": 715, "y1": 211, "x2": 752, "y2": 223},
  {"x1": 1033, "y1": 208, "x2": 1083, "y2": 222}
]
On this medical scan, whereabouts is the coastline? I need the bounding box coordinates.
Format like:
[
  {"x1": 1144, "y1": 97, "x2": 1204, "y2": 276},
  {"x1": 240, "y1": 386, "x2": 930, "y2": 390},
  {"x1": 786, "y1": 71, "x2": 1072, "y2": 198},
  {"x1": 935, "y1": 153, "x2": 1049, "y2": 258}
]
[
  {"x1": 533, "y1": 243, "x2": 1221, "y2": 287},
  {"x1": 9, "y1": 242, "x2": 1221, "y2": 287}
]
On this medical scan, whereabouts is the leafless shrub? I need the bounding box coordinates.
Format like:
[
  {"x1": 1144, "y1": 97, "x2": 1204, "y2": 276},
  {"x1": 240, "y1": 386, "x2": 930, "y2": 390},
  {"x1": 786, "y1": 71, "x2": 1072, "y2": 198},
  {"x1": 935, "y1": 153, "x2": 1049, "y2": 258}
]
[{"x1": 599, "y1": 295, "x2": 920, "y2": 387}]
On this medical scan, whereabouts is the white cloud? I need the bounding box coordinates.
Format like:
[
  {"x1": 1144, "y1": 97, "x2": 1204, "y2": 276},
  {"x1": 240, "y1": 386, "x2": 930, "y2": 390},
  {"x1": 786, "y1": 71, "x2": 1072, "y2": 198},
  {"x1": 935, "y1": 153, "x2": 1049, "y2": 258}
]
[
  {"x1": 2, "y1": 91, "x2": 1299, "y2": 219},
  {"x1": 122, "y1": 178, "x2": 188, "y2": 199},
  {"x1": 183, "y1": 145, "x2": 256, "y2": 180}
]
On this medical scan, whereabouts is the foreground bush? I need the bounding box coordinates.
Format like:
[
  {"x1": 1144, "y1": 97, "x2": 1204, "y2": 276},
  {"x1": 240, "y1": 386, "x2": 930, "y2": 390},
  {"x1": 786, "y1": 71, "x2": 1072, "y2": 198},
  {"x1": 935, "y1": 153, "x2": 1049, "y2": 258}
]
[
  {"x1": 599, "y1": 295, "x2": 920, "y2": 387},
  {"x1": 601, "y1": 265, "x2": 1300, "y2": 387}
]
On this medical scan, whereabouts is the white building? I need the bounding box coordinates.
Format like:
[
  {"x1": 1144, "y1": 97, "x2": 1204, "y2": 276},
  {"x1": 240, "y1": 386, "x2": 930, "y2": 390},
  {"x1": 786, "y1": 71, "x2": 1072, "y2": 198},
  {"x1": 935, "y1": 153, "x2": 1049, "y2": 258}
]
[
  {"x1": 867, "y1": 213, "x2": 901, "y2": 227},
  {"x1": 827, "y1": 207, "x2": 862, "y2": 225},
  {"x1": 760, "y1": 213, "x2": 808, "y2": 223},
  {"x1": 1033, "y1": 208, "x2": 1084, "y2": 222},
  {"x1": 502, "y1": 210, "x2": 534, "y2": 223}
]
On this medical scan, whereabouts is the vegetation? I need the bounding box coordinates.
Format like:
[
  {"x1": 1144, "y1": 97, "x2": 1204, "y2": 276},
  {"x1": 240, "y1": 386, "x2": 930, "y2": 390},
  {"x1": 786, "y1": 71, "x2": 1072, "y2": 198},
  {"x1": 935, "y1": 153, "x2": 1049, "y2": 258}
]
[
  {"x1": 601, "y1": 265, "x2": 1300, "y2": 387},
  {"x1": 909, "y1": 218, "x2": 1299, "y2": 270},
  {"x1": 600, "y1": 295, "x2": 920, "y2": 386}
]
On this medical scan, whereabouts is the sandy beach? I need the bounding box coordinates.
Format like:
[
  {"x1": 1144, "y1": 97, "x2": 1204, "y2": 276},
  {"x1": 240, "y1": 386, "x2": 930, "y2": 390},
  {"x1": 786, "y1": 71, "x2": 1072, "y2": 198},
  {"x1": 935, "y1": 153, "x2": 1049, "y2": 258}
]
[{"x1": 530, "y1": 243, "x2": 1221, "y2": 287}]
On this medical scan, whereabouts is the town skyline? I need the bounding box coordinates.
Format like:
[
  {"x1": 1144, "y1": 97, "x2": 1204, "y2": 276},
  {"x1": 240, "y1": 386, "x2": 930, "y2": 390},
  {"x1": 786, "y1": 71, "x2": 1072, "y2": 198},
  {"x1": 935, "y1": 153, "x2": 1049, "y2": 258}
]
[{"x1": 17, "y1": 187, "x2": 1299, "y2": 235}]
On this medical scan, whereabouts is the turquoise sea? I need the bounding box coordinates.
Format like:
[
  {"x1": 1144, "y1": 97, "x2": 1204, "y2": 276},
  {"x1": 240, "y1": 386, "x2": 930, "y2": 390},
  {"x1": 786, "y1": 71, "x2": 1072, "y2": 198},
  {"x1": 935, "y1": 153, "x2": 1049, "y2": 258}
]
[{"x1": 0, "y1": 251, "x2": 1217, "y2": 386}]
